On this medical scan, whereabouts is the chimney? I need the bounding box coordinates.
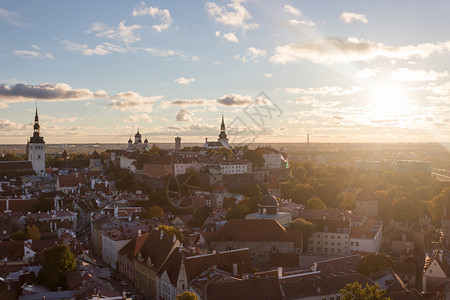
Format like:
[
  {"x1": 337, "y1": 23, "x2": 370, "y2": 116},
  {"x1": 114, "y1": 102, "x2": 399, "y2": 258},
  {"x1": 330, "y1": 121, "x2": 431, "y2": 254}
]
[
  {"x1": 402, "y1": 234, "x2": 406, "y2": 242},
  {"x1": 233, "y1": 263, "x2": 238, "y2": 276},
  {"x1": 160, "y1": 230, "x2": 164, "y2": 240},
  {"x1": 277, "y1": 267, "x2": 282, "y2": 278},
  {"x1": 138, "y1": 229, "x2": 141, "y2": 236},
  {"x1": 173, "y1": 235, "x2": 177, "y2": 243}
]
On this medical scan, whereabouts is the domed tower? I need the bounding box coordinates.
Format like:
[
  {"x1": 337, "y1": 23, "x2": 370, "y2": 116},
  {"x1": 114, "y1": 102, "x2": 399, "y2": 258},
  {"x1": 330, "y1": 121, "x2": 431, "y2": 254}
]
[
  {"x1": 258, "y1": 194, "x2": 279, "y2": 215},
  {"x1": 134, "y1": 128, "x2": 142, "y2": 144},
  {"x1": 27, "y1": 104, "x2": 45, "y2": 175},
  {"x1": 217, "y1": 113, "x2": 229, "y2": 148}
]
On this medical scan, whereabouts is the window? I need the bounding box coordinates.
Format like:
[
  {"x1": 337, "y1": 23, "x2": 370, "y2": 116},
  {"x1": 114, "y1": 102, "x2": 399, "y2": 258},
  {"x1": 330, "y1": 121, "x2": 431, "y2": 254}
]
[
  {"x1": 317, "y1": 234, "x2": 320, "y2": 238},
  {"x1": 331, "y1": 235, "x2": 334, "y2": 239},
  {"x1": 356, "y1": 242, "x2": 359, "y2": 246},
  {"x1": 317, "y1": 241, "x2": 320, "y2": 244},
  {"x1": 331, "y1": 242, "x2": 334, "y2": 245},
  {"x1": 338, "y1": 236, "x2": 341, "y2": 239},
  {"x1": 324, "y1": 235, "x2": 328, "y2": 238},
  {"x1": 317, "y1": 247, "x2": 321, "y2": 252},
  {"x1": 429, "y1": 269, "x2": 432, "y2": 274},
  {"x1": 337, "y1": 249, "x2": 341, "y2": 253},
  {"x1": 310, "y1": 240, "x2": 313, "y2": 244},
  {"x1": 331, "y1": 248, "x2": 334, "y2": 253},
  {"x1": 325, "y1": 248, "x2": 328, "y2": 252},
  {"x1": 324, "y1": 227, "x2": 328, "y2": 232},
  {"x1": 310, "y1": 247, "x2": 313, "y2": 251},
  {"x1": 350, "y1": 242, "x2": 354, "y2": 246},
  {"x1": 325, "y1": 242, "x2": 328, "y2": 245}
]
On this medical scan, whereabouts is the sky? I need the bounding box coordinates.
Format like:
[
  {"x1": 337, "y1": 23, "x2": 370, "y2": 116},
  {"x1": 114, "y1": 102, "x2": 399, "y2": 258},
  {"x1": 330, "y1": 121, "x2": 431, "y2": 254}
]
[{"x1": 2, "y1": 0, "x2": 450, "y2": 144}]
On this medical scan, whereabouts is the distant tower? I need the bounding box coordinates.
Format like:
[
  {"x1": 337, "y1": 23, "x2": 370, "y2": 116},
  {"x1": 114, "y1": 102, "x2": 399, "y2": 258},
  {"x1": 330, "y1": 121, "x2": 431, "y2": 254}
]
[
  {"x1": 307, "y1": 133, "x2": 310, "y2": 149},
  {"x1": 134, "y1": 128, "x2": 142, "y2": 144},
  {"x1": 218, "y1": 113, "x2": 229, "y2": 148},
  {"x1": 175, "y1": 135, "x2": 181, "y2": 151},
  {"x1": 27, "y1": 104, "x2": 45, "y2": 175}
]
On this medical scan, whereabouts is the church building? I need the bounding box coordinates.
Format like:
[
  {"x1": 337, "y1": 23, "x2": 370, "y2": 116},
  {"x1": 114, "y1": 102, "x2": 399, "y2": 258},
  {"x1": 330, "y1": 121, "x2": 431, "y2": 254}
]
[
  {"x1": 203, "y1": 114, "x2": 229, "y2": 149},
  {"x1": 26, "y1": 105, "x2": 45, "y2": 175},
  {"x1": 127, "y1": 128, "x2": 149, "y2": 150}
]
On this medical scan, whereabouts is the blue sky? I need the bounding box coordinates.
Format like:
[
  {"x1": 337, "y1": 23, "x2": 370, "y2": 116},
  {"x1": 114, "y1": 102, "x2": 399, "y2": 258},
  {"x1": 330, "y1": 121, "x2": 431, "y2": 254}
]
[{"x1": 2, "y1": 0, "x2": 450, "y2": 144}]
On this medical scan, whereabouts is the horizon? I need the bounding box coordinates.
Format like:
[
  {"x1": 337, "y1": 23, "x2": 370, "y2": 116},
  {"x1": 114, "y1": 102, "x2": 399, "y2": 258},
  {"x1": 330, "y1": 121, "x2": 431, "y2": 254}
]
[{"x1": 3, "y1": 1, "x2": 450, "y2": 144}]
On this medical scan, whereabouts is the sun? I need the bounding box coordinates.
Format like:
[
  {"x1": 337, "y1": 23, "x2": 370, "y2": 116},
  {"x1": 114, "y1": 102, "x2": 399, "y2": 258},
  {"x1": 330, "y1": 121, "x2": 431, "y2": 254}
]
[{"x1": 369, "y1": 84, "x2": 411, "y2": 117}]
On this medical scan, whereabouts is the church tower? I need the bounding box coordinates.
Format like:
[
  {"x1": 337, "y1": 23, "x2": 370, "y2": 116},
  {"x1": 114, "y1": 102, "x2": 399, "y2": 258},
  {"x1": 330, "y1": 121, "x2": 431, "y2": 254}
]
[
  {"x1": 27, "y1": 104, "x2": 45, "y2": 175},
  {"x1": 218, "y1": 113, "x2": 229, "y2": 148}
]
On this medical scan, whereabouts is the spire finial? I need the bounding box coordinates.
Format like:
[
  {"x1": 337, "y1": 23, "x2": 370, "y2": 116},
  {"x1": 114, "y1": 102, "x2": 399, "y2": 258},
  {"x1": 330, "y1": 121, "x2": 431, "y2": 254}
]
[{"x1": 221, "y1": 112, "x2": 224, "y2": 125}]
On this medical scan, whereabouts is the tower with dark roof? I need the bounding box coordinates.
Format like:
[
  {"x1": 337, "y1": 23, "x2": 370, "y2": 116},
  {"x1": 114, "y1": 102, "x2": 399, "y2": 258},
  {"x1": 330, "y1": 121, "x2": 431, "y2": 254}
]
[
  {"x1": 26, "y1": 104, "x2": 45, "y2": 175},
  {"x1": 134, "y1": 128, "x2": 142, "y2": 144},
  {"x1": 217, "y1": 113, "x2": 229, "y2": 148}
]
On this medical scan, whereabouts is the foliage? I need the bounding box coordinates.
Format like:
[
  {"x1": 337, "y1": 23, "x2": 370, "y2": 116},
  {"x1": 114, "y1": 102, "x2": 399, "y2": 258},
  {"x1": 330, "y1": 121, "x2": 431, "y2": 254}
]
[
  {"x1": 176, "y1": 291, "x2": 199, "y2": 300},
  {"x1": 357, "y1": 253, "x2": 394, "y2": 276},
  {"x1": 34, "y1": 196, "x2": 53, "y2": 212},
  {"x1": 189, "y1": 206, "x2": 211, "y2": 227},
  {"x1": 340, "y1": 282, "x2": 390, "y2": 300},
  {"x1": 225, "y1": 196, "x2": 258, "y2": 220},
  {"x1": 25, "y1": 224, "x2": 41, "y2": 240},
  {"x1": 46, "y1": 156, "x2": 66, "y2": 168},
  {"x1": 243, "y1": 150, "x2": 265, "y2": 170},
  {"x1": 0, "y1": 153, "x2": 25, "y2": 161},
  {"x1": 38, "y1": 245, "x2": 76, "y2": 290},
  {"x1": 157, "y1": 225, "x2": 183, "y2": 242},
  {"x1": 222, "y1": 196, "x2": 237, "y2": 209},
  {"x1": 305, "y1": 197, "x2": 327, "y2": 210},
  {"x1": 390, "y1": 196, "x2": 416, "y2": 222},
  {"x1": 340, "y1": 190, "x2": 357, "y2": 210},
  {"x1": 147, "y1": 205, "x2": 164, "y2": 219},
  {"x1": 287, "y1": 218, "x2": 317, "y2": 252},
  {"x1": 11, "y1": 230, "x2": 26, "y2": 240},
  {"x1": 290, "y1": 183, "x2": 315, "y2": 205}
]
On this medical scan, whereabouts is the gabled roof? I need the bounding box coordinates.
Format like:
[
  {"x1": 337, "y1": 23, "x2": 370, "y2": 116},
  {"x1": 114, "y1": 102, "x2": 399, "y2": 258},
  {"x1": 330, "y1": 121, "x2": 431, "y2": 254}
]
[
  {"x1": 0, "y1": 241, "x2": 24, "y2": 261},
  {"x1": 185, "y1": 248, "x2": 253, "y2": 282},
  {"x1": 207, "y1": 276, "x2": 282, "y2": 300},
  {"x1": 137, "y1": 229, "x2": 179, "y2": 271},
  {"x1": 423, "y1": 250, "x2": 450, "y2": 276},
  {"x1": 0, "y1": 161, "x2": 33, "y2": 171},
  {"x1": 118, "y1": 233, "x2": 150, "y2": 259},
  {"x1": 158, "y1": 247, "x2": 186, "y2": 286},
  {"x1": 210, "y1": 219, "x2": 292, "y2": 243},
  {"x1": 313, "y1": 254, "x2": 361, "y2": 276}
]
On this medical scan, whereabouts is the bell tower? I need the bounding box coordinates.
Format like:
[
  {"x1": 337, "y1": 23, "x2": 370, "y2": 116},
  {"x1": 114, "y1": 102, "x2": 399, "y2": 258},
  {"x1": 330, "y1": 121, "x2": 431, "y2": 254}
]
[{"x1": 27, "y1": 103, "x2": 46, "y2": 175}]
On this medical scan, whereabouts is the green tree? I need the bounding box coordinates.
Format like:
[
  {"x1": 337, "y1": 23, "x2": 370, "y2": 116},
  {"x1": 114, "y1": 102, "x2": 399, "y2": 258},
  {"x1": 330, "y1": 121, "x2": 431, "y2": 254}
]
[
  {"x1": 26, "y1": 224, "x2": 41, "y2": 240},
  {"x1": 243, "y1": 150, "x2": 264, "y2": 170},
  {"x1": 147, "y1": 205, "x2": 164, "y2": 219},
  {"x1": 189, "y1": 206, "x2": 211, "y2": 227},
  {"x1": 305, "y1": 197, "x2": 327, "y2": 210},
  {"x1": 157, "y1": 225, "x2": 183, "y2": 242},
  {"x1": 291, "y1": 183, "x2": 315, "y2": 204},
  {"x1": 0, "y1": 153, "x2": 25, "y2": 161},
  {"x1": 38, "y1": 245, "x2": 76, "y2": 290},
  {"x1": 391, "y1": 196, "x2": 416, "y2": 222},
  {"x1": 176, "y1": 291, "x2": 198, "y2": 300},
  {"x1": 340, "y1": 282, "x2": 390, "y2": 300},
  {"x1": 287, "y1": 218, "x2": 317, "y2": 252},
  {"x1": 11, "y1": 229, "x2": 26, "y2": 240},
  {"x1": 357, "y1": 253, "x2": 394, "y2": 276}
]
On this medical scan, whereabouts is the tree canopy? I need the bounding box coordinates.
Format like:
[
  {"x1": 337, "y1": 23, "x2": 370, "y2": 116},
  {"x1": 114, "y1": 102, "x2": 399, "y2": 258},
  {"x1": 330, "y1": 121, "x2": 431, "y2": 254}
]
[
  {"x1": 38, "y1": 245, "x2": 76, "y2": 290},
  {"x1": 176, "y1": 291, "x2": 199, "y2": 300},
  {"x1": 356, "y1": 253, "x2": 394, "y2": 276},
  {"x1": 157, "y1": 225, "x2": 183, "y2": 242},
  {"x1": 340, "y1": 282, "x2": 390, "y2": 300}
]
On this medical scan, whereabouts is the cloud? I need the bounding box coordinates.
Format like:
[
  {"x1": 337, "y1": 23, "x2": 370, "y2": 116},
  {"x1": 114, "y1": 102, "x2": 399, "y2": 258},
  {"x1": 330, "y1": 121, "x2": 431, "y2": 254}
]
[
  {"x1": 13, "y1": 45, "x2": 54, "y2": 59},
  {"x1": 108, "y1": 92, "x2": 162, "y2": 111},
  {"x1": 136, "y1": 47, "x2": 186, "y2": 58},
  {"x1": 0, "y1": 8, "x2": 30, "y2": 27},
  {"x1": 356, "y1": 68, "x2": 377, "y2": 78},
  {"x1": 270, "y1": 37, "x2": 450, "y2": 65},
  {"x1": 133, "y1": 3, "x2": 172, "y2": 32},
  {"x1": 296, "y1": 96, "x2": 317, "y2": 104},
  {"x1": 124, "y1": 113, "x2": 155, "y2": 122},
  {"x1": 217, "y1": 94, "x2": 253, "y2": 106},
  {"x1": 174, "y1": 77, "x2": 196, "y2": 85},
  {"x1": 161, "y1": 98, "x2": 211, "y2": 108},
  {"x1": 0, "y1": 101, "x2": 9, "y2": 109},
  {"x1": 264, "y1": 73, "x2": 273, "y2": 78},
  {"x1": 223, "y1": 32, "x2": 239, "y2": 42},
  {"x1": 61, "y1": 40, "x2": 126, "y2": 56},
  {"x1": 284, "y1": 4, "x2": 301, "y2": 16},
  {"x1": 0, "y1": 83, "x2": 95, "y2": 102},
  {"x1": 339, "y1": 12, "x2": 368, "y2": 24},
  {"x1": 390, "y1": 68, "x2": 448, "y2": 82},
  {"x1": 0, "y1": 119, "x2": 26, "y2": 131},
  {"x1": 246, "y1": 47, "x2": 266, "y2": 59},
  {"x1": 176, "y1": 108, "x2": 193, "y2": 122},
  {"x1": 205, "y1": 0, "x2": 259, "y2": 32},
  {"x1": 288, "y1": 19, "x2": 315, "y2": 26},
  {"x1": 89, "y1": 21, "x2": 142, "y2": 43},
  {"x1": 285, "y1": 85, "x2": 362, "y2": 96}
]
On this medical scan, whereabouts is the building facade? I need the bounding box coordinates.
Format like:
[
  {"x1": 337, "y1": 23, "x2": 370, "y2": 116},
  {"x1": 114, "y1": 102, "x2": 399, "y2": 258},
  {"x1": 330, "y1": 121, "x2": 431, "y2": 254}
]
[{"x1": 26, "y1": 106, "x2": 45, "y2": 175}]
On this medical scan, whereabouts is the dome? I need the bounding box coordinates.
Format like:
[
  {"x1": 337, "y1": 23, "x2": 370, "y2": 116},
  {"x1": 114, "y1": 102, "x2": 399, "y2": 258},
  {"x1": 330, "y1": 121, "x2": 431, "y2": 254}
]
[
  {"x1": 259, "y1": 194, "x2": 279, "y2": 207},
  {"x1": 128, "y1": 138, "x2": 132, "y2": 143},
  {"x1": 135, "y1": 131, "x2": 141, "y2": 138},
  {"x1": 144, "y1": 138, "x2": 148, "y2": 143}
]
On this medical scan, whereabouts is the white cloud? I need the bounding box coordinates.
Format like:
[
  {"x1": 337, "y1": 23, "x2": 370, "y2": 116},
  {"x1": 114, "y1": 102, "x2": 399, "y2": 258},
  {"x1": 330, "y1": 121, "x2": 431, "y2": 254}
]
[
  {"x1": 270, "y1": 37, "x2": 450, "y2": 65},
  {"x1": 108, "y1": 92, "x2": 162, "y2": 111},
  {"x1": 0, "y1": 119, "x2": 26, "y2": 131},
  {"x1": 217, "y1": 94, "x2": 253, "y2": 106},
  {"x1": 264, "y1": 73, "x2": 273, "y2": 78},
  {"x1": 160, "y1": 98, "x2": 211, "y2": 108},
  {"x1": 246, "y1": 47, "x2": 266, "y2": 59},
  {"x1": 61, "y1": 40, "x2": 126, "y2": 56},
  {"x1": 13, "y1": 45, "x2": 54, "y2": 59},
  {"x1": 124, "y1": 113, "x2": 155, "y2": 123},
  {"x1": 0, "y1": 8, "x2": 30, "y2": 27},
  {"x1": 356, "y1": 68, "x2": 377, "y2": 78},
  {"x1": 133, "y1": 3, "x2": 172, "y2": 32},
  {"x1": 174, "y1": 77, "x2": 196, "y2": 85},
  {"x1": 285, "y1": 85, "x2": 362, "y2": 96},
  {"x1": 339, "y1": 12, "x2": 368, "y2": 24},
  {"x1": 296, "y1": 96, "x2": 317, "y2": 104},
  {"x1": 288, "y1": 19, "x2": 315, "y2": 26},
  {"x1": 284, "y1": 4, "x2": 301, "y2": 16},
  {"x1": 175, "y1": 108, "x2": 193, "y2": 122},
  {"x1": 89, "y1": 21, "x2": 142, "y2": 43},
  {"x1": 205, "y1": 0, "x2": 259, "y2": 32},
  {"x1": 0, "y1": 101, "x2": 9, "y2": 109},
  {"x1": 390, "y1": 68, "x2": 448, "y2": 82},
  {"x1": 0, "y1": 83, "x2": 94, "y2": 102},
  {"x1": 222, "y1": 32, "x2": 239, "y2": 42}
]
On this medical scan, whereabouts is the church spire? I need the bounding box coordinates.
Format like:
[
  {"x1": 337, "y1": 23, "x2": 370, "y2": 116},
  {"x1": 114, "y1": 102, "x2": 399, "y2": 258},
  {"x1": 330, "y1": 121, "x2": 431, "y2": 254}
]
[
  {"x1": 33, "y1": 102, "x2": 40, "y2": 134},
  {"x1": 219, "y1": 113, "x2": 227, "y2": 140}
]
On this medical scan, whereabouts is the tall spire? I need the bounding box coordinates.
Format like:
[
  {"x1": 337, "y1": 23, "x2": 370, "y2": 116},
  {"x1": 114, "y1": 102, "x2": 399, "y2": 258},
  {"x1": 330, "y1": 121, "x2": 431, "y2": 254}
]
[
  {"x1": 219, "y1": 113, "x2": 227, "y2": 139},
  {"x1": 34, "y1": 101, "x2": 39, "y2": 122},
  {"x1": 33, "y1": 101, "x2": 40, "y2": 134}
]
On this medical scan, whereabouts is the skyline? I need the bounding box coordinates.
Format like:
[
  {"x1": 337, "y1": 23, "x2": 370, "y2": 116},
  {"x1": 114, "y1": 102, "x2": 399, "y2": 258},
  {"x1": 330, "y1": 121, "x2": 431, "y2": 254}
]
[{"x1": 2, "y1": 1, "x2": 450, "y2": 144}]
